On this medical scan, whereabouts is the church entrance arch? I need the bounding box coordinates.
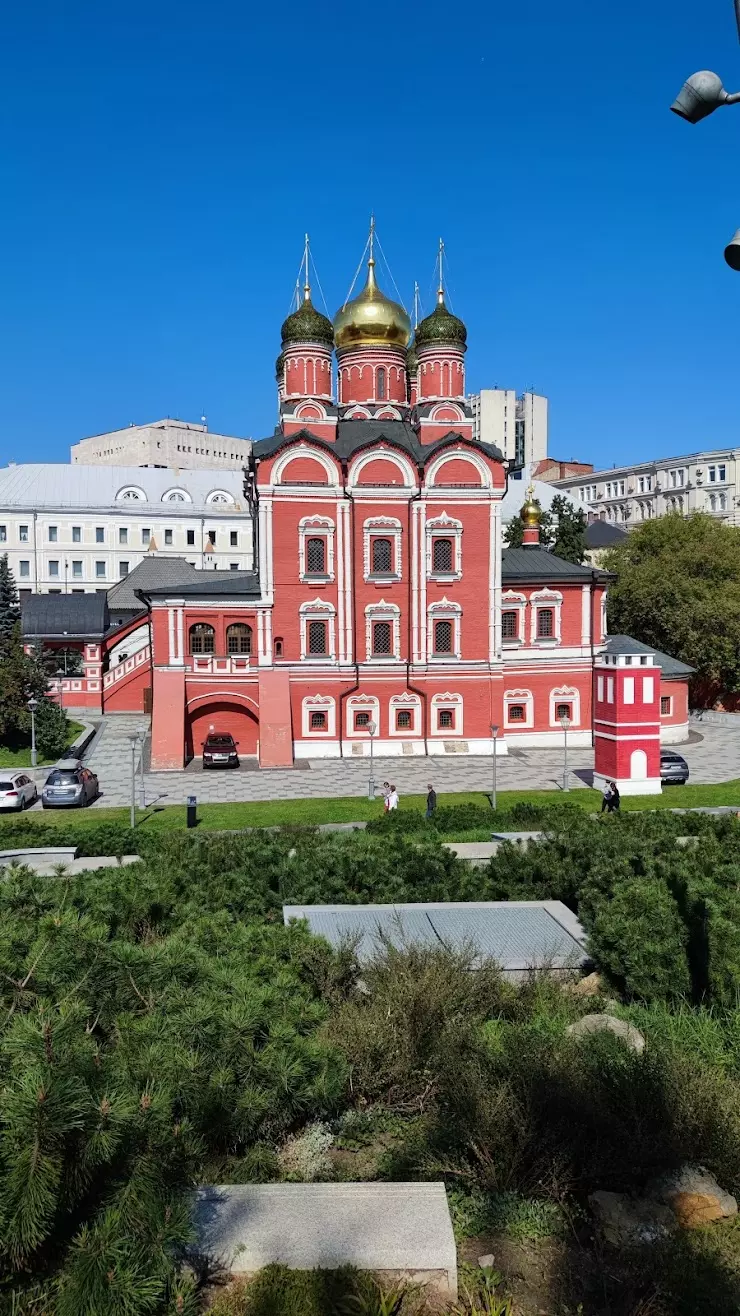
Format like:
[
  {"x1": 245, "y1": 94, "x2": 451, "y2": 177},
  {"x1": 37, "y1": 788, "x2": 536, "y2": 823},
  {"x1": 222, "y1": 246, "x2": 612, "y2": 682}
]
[{"x1": 186, "y1": 698, "x2": 259, "y2": 760}]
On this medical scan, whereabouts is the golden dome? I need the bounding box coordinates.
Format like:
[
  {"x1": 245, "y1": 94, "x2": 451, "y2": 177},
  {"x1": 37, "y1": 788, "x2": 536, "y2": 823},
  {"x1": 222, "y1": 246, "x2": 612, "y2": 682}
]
[
  {"x1": 334, "y1": 257, "x2": 411, "y2": 352},
  {"x1": 521, "y1": 485, "x2": 541, "y2": 528}
]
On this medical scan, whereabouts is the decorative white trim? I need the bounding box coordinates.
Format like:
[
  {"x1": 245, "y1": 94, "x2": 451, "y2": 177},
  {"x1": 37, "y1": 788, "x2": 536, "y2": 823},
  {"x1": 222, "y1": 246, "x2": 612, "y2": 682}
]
[
  {"x1": 346, "y1": 692, "x2": 381, "y2": 737},
  {"x1": 425, "y1": 449, "x2": 492, "y2": 489},
  {"x1": 425, "y1": 512, "x2": 463, "y2": 580},
  {"x1": 363, "y1": 515, "x2": 402, "y2": 581},
  {"x1": 348, "y1": 448, "x2": 417, "y2": 490},
  {"x1": 426, "y1": 597, "x2": 462, "y2": 661},
  {"x1": 530, "y1": 587, "x2": 563, "y2": 644},
  {"x1": 430, "y1": 691, "x2": 464, "y2": 736},
  {"x1": 428, "y1": 401, "x2": 465, "y2": 422},
  {"x1": 364, "y1": 599, "x2": 402, "y2": 661},
  {"x1": 298, "y1": 514, "x2": 335, "y2": 582},
  {"x1": 273, "y1": 443, "x2": 340, "y2": 488},
  {"x1": 162, "y1": 487, "x2": 192, "y2": 503},
  {"x1": 549, "y1": 685, "x2": 581, "y2": 727},
  {"x1": 389, "y1": 692, "x2": 421, "y2": 737},
  {"x1": 301, "y1": 693, "x2": 336, "y2": 737},
  {"x1": 504, "y1": 687, "x2": 534, "y2": 729},
  {"x1": 116, "y1": 485, "x2": 147, "y2": 502},
  {"x1": 299, "y1": 598, "x2": 337, "y2": 661},
  {"x1": 205, "y1": 489, "x2": 235, "y2": 505},
  {"x1": 501, "y1": 590, "x2": 527, "y2": 645}
]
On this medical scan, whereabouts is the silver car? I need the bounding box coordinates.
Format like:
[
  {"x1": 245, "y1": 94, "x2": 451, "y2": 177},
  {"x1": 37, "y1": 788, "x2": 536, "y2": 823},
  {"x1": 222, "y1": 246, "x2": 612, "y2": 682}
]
[
  {"x1": 0, "y1": 771, "x2": 38, "y2": 811},
  {"x1": 42, "y1": 761, "x2": 99, "y2": 809}
]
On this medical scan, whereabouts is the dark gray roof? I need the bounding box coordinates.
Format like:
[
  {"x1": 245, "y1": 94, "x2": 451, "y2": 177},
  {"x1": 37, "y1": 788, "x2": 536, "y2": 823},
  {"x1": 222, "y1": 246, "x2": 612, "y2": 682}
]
[
  {"x1": 21, "y1": 592, "x2": 109, "y2": 640},
  {"x1": 253, "y1": 421, "x2": 503, "y2": 467},
  {"x1": 139, "y1": 569, "x2": 261, "y2": 600},
  {"x1": 585, "y1": 521, "x2": 628, "y2": 549},
  {"x1": 107, "y1": 557, "x2": 202, "y2": 613},
  {"x1": 606, "y1": 634, "x2": 695, "y2": 678},
  {"x1": 502, "y1": 547, "x2": 611, "y2": 584}
]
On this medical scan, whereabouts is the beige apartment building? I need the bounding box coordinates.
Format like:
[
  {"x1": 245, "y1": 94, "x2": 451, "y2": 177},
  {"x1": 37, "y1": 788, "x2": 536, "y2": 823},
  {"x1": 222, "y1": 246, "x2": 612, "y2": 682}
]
[
  {"x1": 549, "y1": 448, "x2": 740, "y2": 528},
  {"x1": 71, "y1": 418, "x2": 252, "y2": 470},
  {"x1": 468, "y1": 390, "x2": 548, "y2": 467}
]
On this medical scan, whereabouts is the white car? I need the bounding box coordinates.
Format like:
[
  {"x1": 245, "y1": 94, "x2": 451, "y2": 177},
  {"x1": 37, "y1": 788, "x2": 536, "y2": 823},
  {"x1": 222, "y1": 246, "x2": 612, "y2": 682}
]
[{"x1": 0, "y1": 771, "x2": 38, "y2": 811}]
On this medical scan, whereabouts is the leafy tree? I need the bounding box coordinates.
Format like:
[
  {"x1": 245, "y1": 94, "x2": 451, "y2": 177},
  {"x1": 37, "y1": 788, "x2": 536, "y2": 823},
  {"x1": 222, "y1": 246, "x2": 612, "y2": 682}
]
[
  {"x1": 35, "y1": 696, "x2": 71, "y2": 759},
  {"x1": 0, "y1": 558, "x2": 60, "y2": 750},
  {"x1": 0, "y1": 553, "x2": 20, "y2": 645},
  {"x1": 504, "y1": 496, "x2": 586, "y2": 564},
  {"x1": 604, "y1": 513, "x2": 740, "y2": 704}
]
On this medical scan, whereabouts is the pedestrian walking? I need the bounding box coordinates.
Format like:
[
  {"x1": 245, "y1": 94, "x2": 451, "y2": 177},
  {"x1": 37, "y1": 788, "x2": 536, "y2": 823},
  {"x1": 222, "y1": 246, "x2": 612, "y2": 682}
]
[
  {"x1": 387, "y1": 784, "x2": 399, "y2": 811},
  {"x1": 609, "y1": 781, "x2": 621, "y2": 813},
  {"x1": 601, "y1": 780, "x2": 613, "y2": 813},
  {"x1": 426, "y1": 783, "x2": 437, "y2": 820},
  {"x1": 382, "y1": 780, "x2": 391, "y2": 812}
]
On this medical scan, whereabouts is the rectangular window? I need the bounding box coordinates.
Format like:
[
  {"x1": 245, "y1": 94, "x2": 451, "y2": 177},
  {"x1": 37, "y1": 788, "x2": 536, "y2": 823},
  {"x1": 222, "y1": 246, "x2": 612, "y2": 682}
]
[
  {"x1": 501, "y1": 610, "x2": 518, "y2": 639},
  {"x1": 642, "y1": 676, "x2": 654, "y2": 704},
  {"x1": 48, "y1": 526, "x2": 57, "y2": 542},
  {"x1": 433, "y1": 619, "x2": 454, "y2": 654},
  {"x1": 0, "y1": 526, "x2": 5, "y2": 543},
  {"x1": 207, "y1": 529, "x2": 216, "y2": 545},
  {"x1": 49, "y1": 560, "x2": 59, "y2": 577},
  {"x1": 119, "y1": 561, "x2": 129, "y2": 577},
  {"x1": 307, "y1": 620, "x2": 327, "y2": 655},
  {"x1": 230, "y1": 530, "x2": 238, "y2": 547},
  {"x1": 372, "y1": 620, "x2": 392, "y2": 656},
  {"x1": 310, "y1": 711, "x2": 327, "y2": 730},
  {"x1": 19, "y1": 525, "x2": 28, "y2": 542},
  {"x1": 536, "y1": 608, "x2": 554, "y2": 639},
  {"x1": 164, "y1": 529, "x2": 173, "y2": 545},
  {"x1": 354, "y1": 711, "x2": 371, "y2": 729},
  {"x1": 438, "y1": 708, "x2": 455, "y2": 729},
  {"x1": 396, "y1": 709, "x2": 412, "y2": 730},
  {"x1": 19, "y1": 560, "x2": 29, "y2": 577},
  {"x1": 623, "y1": 676, "x2": 635, "y2": 704},
  {"x1": 371, "y1": 537, "x2": 393, "y2": 574},
  {"x1": 718, "y1": 464, "x2": 727, "y2": 481},
  {"x1": 72, "y1": 560, "x2": 82, "y2": 578},
  {"x1": 142, "y1": 528, "x2": 151, "y2": 545},
  {"x1": 305, "y1": 537, "x2": 326, "y2": 574},
  {"x1": 507, "y1": 704, "x2": 525, "y2": 722},
  {"x1": 556, "y1": 702, "x2": 573, "y2": 721},
  {"x1": 432, "y1": 537, "x2": 453, "y2": 573},
  {"x1": 661, "y1": 695, "x2": 672, "y2": 715},
  {"x1": 709, "y1": 466, "x2": 716, "y2": 482},
  {"x1": 96, "y1": 527, "x2": 104, "y2": 543},
  {"x1": 597, "y1": 675, "x2": 604, "y2": 701},
  {"x1": 607, "y1": 676, "x2": 614, "y2": 704},
  {"x1": 95, "y1": 561, "x2": 106, "y2": 578},
  {"x1": 119, "y1": 527, "x2": 128, "y2": 545},
  {"x1": 229, "y1": 563, "x2": 239, "y2": 571},
  {"x1": 187, "y1": 529, "x2": 195, "y2": 546},
  {"x1": 72, "y1": 526, "x2": 81, "y2": 543}
]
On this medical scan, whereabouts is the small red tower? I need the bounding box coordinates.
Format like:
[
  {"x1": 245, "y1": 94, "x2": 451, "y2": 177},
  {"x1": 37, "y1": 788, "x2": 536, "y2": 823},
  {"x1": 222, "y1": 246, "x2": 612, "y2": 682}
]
[
  {"x1": 593, "y1": 646, "x2": 663, "y2": 796},
  {"x1": 279, "y1": 236, "x2": 336, "y2": 440},
  {"x1": 414, "y1": 242, "x2": 472, "y2": 444}
]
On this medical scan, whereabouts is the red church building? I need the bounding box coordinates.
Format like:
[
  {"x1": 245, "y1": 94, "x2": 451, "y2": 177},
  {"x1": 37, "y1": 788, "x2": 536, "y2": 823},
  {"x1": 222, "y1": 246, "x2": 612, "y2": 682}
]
[{"x1": 21, "y1": 238, "x2": 693, "y2": 792}]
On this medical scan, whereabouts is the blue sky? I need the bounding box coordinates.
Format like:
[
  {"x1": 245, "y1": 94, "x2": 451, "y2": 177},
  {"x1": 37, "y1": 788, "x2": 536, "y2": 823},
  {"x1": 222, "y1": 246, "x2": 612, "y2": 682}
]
[{"x1": 2, "y1": 0, "x2": 740, "y2": 467}]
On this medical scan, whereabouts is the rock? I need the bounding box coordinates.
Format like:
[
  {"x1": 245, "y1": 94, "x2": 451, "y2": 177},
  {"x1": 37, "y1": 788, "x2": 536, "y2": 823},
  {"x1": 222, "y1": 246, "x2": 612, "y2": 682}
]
[
  {"x1": 589, "y1": 1191, "x2": 676, "y2": 1246},
  {"x1": 565, "y1": 971, "x2": 602, "y2": 998},
  {"x1": 477, "y1": 1253, "x2": 495, "y2": 1268},
  {"x1": 566, "y1": 1013, "x2": 645, "y2": 1053},
  {"x1": 649, "y1": 1166, "x2": 738, "y2": 1229}
]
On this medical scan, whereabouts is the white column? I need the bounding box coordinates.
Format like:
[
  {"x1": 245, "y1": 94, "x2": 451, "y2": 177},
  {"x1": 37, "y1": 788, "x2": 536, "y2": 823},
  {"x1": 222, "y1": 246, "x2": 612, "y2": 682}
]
[
  {"x1": 177, "y1": 608, "x2": 184, "y2": 662},
  {"x1": 419, "y1": 503, "x2": 427, "y2": 662},
  {"x1": 257, "y1": 609, "x2": 268, "y2": 664},
  {"x1": 336, "y1": 500, "x2": 346, "y2": 663},
  {"x1": 167, "y1": 607, "x2": 176, "y2": 664},
  {"x1": 490, "y1": 502, "x2": 501, "y2": 663},
  {"x1": 581, "y1": 584, "x2": 591, "y2": 647},
  {"x1": 344, "y1": 501, "x2": 353, "y2": 662},
  {"x1": 411, "y1": 502, "x2": 420, "y2": 663}
]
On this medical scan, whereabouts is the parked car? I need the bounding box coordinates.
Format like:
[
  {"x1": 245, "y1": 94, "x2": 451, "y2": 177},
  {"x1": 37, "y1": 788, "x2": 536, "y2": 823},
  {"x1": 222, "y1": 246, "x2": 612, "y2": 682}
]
[
  {"x1": 41, "y1": 761, "x2": 99, "y2": 809},
  {"x1": 0, "y1": 771, "x2": 38, "y2": 812},
  {"x1": 202, "y1": 733, "x2": 240, "y2": 769},
  {"x1": 660, "y1": 750, "x2": 689, "y2": 785}
]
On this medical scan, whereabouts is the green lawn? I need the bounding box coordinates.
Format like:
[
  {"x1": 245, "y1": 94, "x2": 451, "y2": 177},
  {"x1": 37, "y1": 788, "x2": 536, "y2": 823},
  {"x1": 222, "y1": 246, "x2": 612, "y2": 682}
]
[
  {"x1": 1, "y1": 779, "x2": 740, "y2": 833},
  {"x1": 0, "y1": 722, "x2": 85, "y2": 769}
]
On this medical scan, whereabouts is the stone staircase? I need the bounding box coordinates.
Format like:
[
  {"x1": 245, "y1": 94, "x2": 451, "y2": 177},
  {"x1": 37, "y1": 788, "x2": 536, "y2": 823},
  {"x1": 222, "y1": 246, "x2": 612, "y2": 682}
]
[{"x1": 84, "y1": 713, "x2": 151, "y2": 802}]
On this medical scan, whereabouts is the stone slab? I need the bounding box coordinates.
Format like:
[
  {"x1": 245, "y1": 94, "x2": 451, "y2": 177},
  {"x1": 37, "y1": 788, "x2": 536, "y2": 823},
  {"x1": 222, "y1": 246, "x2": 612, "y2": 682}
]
[
  {"x1": 1, "y1": 853, "x2": 142, "y2": 876},
  {"x1": 192, "y1": 1182, "x2": 457, "y2": 1296}
]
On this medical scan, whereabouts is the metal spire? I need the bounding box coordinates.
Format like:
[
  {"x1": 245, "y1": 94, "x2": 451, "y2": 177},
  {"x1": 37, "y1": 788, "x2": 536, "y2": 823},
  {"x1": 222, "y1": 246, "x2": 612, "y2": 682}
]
[
  {"x1": 303, "y1": 232, "x2": 311, "y2": 301},
  {"x1": 437, "y1": 238, "x2": 445, "y2": 304},
  {"x1": 413, "y1": 281, "x2": 420, "y2": 329}
]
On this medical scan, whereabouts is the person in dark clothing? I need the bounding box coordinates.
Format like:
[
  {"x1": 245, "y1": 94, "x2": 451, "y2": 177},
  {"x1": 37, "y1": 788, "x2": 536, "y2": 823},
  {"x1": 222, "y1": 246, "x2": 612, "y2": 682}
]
[
  {"x1": 426, "y1": 784, "x2": 437, "y2": 820},
  {"x1": 600, "y1": 781, "x2": 613, "y2": 813},
  {"x1": 609, "y1": 781, "x2": 621, "y2": 812}
]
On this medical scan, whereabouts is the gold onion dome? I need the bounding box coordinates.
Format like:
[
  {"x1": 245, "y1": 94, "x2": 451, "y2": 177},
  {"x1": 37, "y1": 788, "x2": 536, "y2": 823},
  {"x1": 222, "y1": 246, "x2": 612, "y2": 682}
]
[
  {"x1": 281, "y1": 290, "x2": 334, "y2": 349},
  {"x1": 521, "y1": 485, "x2": 542, "y2": 528},
  {"x1": 415, "y1": 291, "x2": 467, "y2": 348},
  {"x1": 334, "y1": 257, "x2": 411, "y2": 351}
]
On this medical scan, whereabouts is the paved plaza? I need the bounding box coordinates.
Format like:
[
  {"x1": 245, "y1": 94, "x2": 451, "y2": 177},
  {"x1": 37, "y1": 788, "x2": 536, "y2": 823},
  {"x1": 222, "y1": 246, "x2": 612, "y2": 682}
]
[{"x1": 20, "y1": 711, "x2": 740, "y2": 811}]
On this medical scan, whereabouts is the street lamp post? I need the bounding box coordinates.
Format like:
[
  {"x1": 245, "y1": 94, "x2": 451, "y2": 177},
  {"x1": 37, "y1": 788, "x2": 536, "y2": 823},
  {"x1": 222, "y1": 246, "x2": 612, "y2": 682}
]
[
  {"x1": 56, "y1": 668, "x2": 65, "y2": 714},
  {"x1": 128, "y1": 734, "x2": 138, "y2": 829},
  {"x1": 670, "y1": 2, "x2": 740, "y2": 267},
  {"x1": 138, "y1": 731, "x2": 147, "y2": 810},
  {"x1": 367, "y1": 721, "x2": 377, "y2": 800},
  {"x1": 560, "y1": 713, "x2": 571, "y2": 792},
  {"x1": 490, "y1": 723, "x2": 499, "y2": 811},
  {"x1": 27, "y1": 697, "x2": 38, "y2": 769}
]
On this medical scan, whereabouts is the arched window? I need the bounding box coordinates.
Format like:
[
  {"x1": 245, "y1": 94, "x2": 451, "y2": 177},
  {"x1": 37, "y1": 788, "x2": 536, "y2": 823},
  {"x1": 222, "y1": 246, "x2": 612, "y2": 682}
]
[
  {"x1": 189, "y1": 623, "x2": 215, "y2": 655},
  {"x1": 433, "y1": 620, "x2": 453, "y2": 654},
  {"x1": 372, "y1": 621, "x2": 392, "y2": 656},
  {"x1": 377, "y1": 366, "x2": 386, "y2": 400},
  {"x1": 709, "y1": 493, "x2": 717, "y2": 511},
  {"x1": 536, "y1": 608, "x2": 554, "y2": 639},
  {"x1": 306, "y1": 537, "x2": 326, "y2": 575},
  {"x1": 226, "y1": 623, "x2": 252, "y2": 655},
  {"x1": 502, "y1": 611, "x2": 519, "y2": 639},
  {"x1": 274, "y1": 637, "x2": 284, "y2": 658},
  {"x1": 432, "y1": 537, "x2": 453, "y2": 572},
  {"x1": 371, "y1": 537, "x2": 392, "y2": 574},
  {"x1": 308, "y1": 620, "x2": 327, "y2": 654},
  {"x1": 720, "y1": 493, "x2": 727, "y2": 511}
]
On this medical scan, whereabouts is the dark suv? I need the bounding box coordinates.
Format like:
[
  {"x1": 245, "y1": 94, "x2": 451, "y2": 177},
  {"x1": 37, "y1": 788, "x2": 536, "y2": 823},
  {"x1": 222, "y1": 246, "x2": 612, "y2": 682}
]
[
  {"x1": 42, "y1": 761, "x2": 99, "y2": 808},
  {"x1": 202, "y1": 733, "x2": 240, "y2": 769},
  {"x1": 660, "y1": 750, "x2": 689, "y2": 785}
]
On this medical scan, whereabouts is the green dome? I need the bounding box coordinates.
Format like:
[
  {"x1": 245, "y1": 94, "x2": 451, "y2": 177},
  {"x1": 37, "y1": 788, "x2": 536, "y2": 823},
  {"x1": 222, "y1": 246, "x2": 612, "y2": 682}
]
[
  {"x1": 275, "y1": 351, "x2": 284, "y2": 379},
  {"x1": 406, "y1": 343, "x2": 418, "y2": 374},
  {"x1": 281, "y1": 295, "x2": 334, "y2": 348},
  {"x1": 415, "y1": 295, "x2": 467, "y2": 348}
]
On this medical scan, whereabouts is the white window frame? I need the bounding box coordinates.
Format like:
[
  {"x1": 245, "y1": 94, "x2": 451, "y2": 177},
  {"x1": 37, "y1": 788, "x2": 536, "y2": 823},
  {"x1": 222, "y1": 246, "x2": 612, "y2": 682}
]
[
  {"x1": 365, "y1": 600, "x2": 401, "y2": 662},
  {"x1": 661, "y1": 694, "x2": 673, "y2": 717},
  {"x1": 389, "y1": 693, "x2": 421, "y2": 737},
  {"x1": 346, "y1": 693, "x2": 381, "y2": 738},
  {"x1": 425, "y1": 513, "x2": 463, "y2": 581},
  {"x1": 363, "y1": 516, "x2": 402, "y2": 582},
  {"x1": 299, "y1": 515, "x2": 335, "y2": 582},
  {"x1": 302, "y1": 694, "x2": 336, "y2": 737},
  {"x1": 530, "y1": 588, "x2": 562, "y2": 645},
  {"x1": 430, "y1": 692, "x2": 464, "y2": 737},
  {"x1": 501, "y1": 591, "x2": 526, "y2": 645},
  {"x1": 426, "y1": 598, "x2": 462, "y2": 661},
  {"x1": 549, "y1": 685, "x2": 581, "y2": 727},
  {"x1": 504, "y1": 688, "x2": 534, "y2": 729},
  {"x1": 299, "y1": 598, "x2": 336, "y2": 661}
]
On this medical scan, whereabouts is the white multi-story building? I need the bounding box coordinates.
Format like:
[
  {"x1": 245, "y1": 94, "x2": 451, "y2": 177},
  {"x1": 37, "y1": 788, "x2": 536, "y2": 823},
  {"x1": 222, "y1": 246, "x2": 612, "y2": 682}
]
[
  {"x1": 70, "y1": 418, "x2": 252, "y2": 470},
  {"x1": 0, "y1": 465, "x2": 254, "y2": 596},
  {"x1": 548, "y1": 448, "x2": 740, "y2": 529},
  {"x1": 468, "y1": 390, "x2": 548, "y2": 467}
]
